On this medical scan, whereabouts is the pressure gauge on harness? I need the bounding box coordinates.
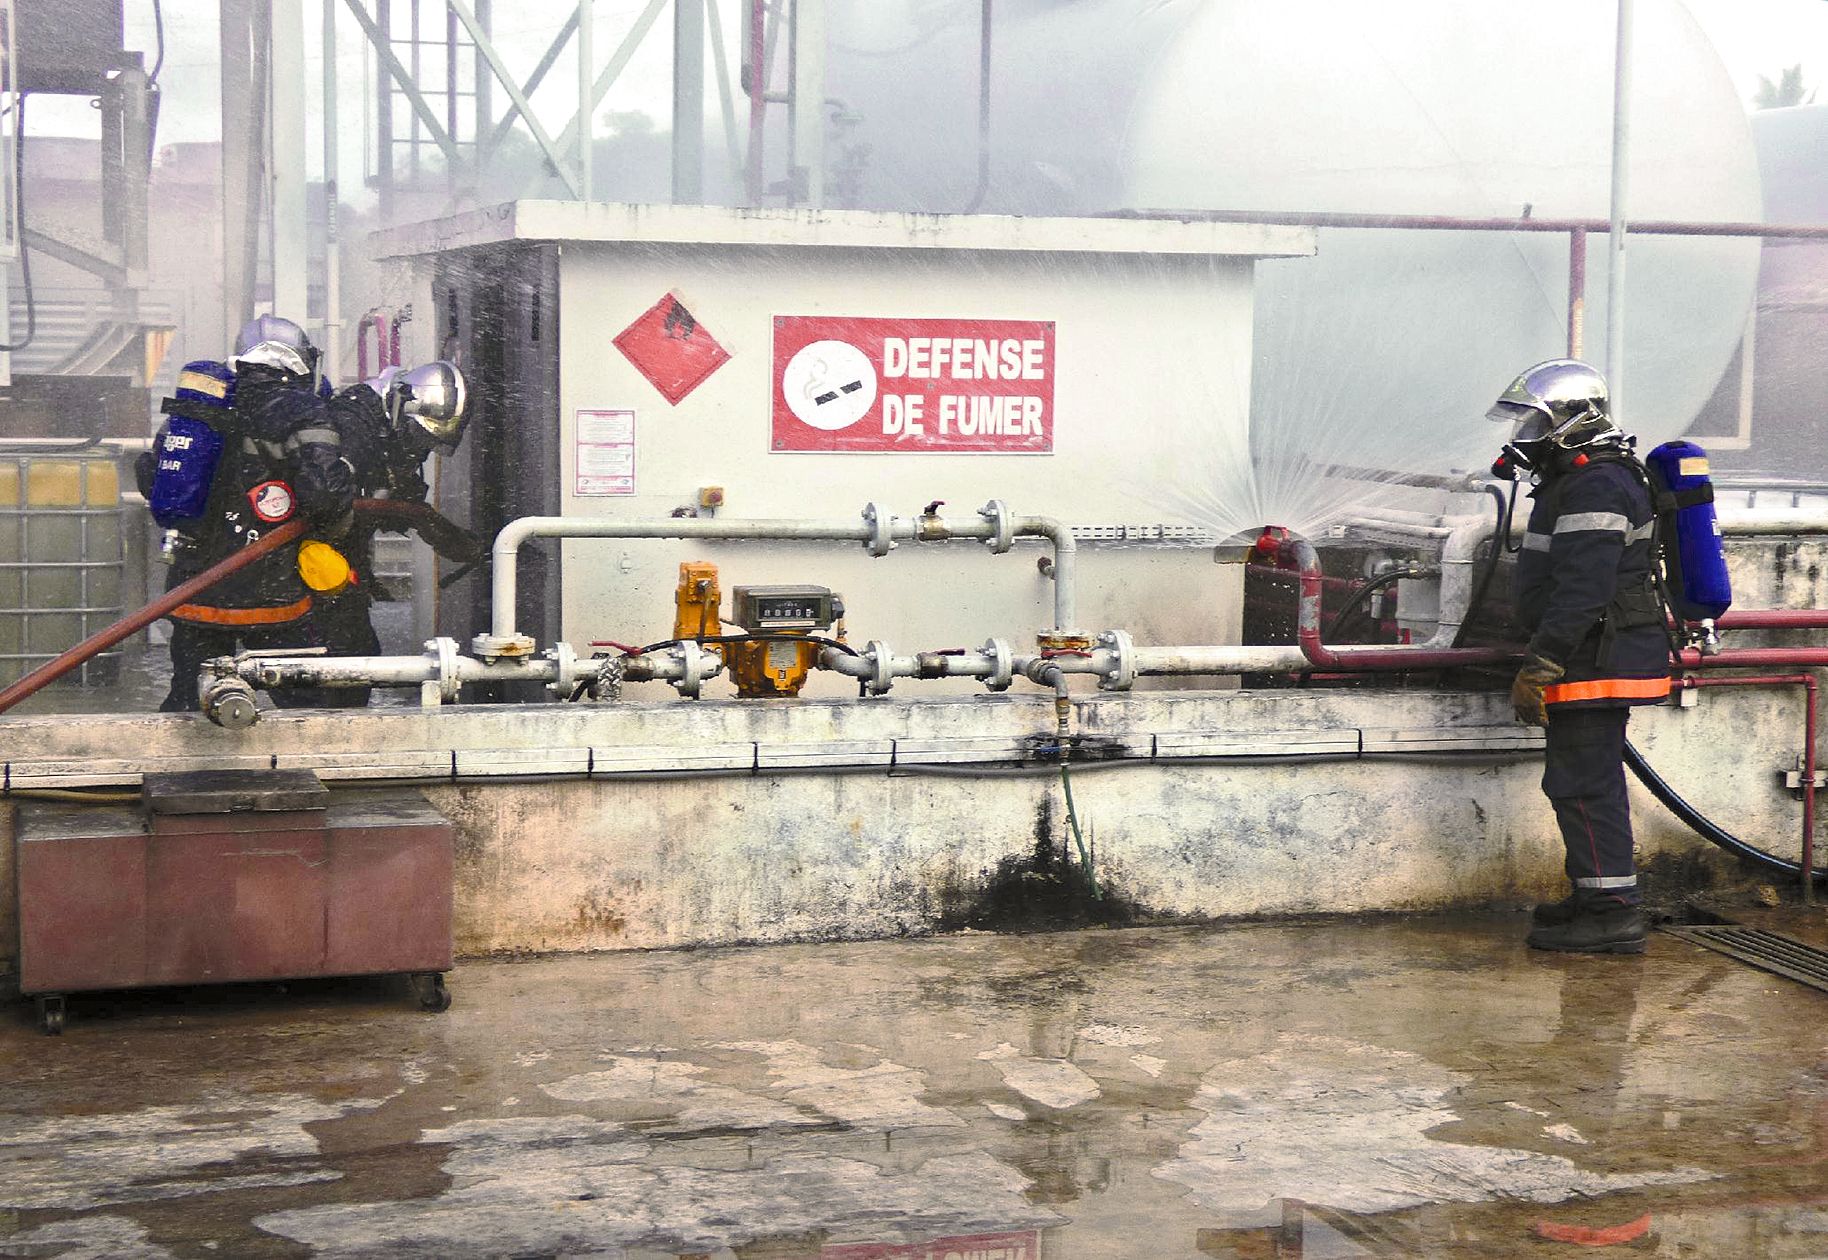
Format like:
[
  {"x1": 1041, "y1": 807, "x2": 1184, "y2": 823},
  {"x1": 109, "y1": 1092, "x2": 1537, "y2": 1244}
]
[{"x1": 731, "y1": 585, "x2": 841, "y2": 631}]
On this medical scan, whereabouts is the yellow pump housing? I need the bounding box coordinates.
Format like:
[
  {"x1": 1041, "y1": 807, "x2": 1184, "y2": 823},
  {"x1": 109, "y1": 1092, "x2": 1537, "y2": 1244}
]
[{"x1": 673, "y1": 562, "x2": 722, "y2": 641}]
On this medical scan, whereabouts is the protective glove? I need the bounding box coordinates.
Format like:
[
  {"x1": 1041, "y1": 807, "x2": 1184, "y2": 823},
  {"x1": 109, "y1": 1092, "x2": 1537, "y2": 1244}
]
[{"x1": 1511, "y1": 652, "x2": 1564, "y2": 728}]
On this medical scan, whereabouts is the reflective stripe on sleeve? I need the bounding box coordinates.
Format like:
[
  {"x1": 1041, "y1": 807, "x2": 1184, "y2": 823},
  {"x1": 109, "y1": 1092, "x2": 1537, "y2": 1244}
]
[
  {"x1": 288, "y1": 427, "x2": 342, "y2": 447},
  {"x1": 1543, "y1": 676, "x2": 1672, "y2": 704},
  {"x1": 1521, "y1": 531, "x2": 1551, "y2": 552},
  {"x1": 1625, "y1": 520, "x2": 1656, "y2": 544},
  {"x1": 1553, "y1": 511, "x2": 1631, "y2": 535},
  {"x1": 1575, "y1": 876, "x2": 1639, "y2": 889}
]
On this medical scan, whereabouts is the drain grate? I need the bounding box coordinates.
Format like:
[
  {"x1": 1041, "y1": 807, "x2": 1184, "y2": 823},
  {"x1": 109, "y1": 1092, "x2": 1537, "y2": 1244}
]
[{"x1": 1661, "y1": 924, "x2": 1828, "y2": 992}]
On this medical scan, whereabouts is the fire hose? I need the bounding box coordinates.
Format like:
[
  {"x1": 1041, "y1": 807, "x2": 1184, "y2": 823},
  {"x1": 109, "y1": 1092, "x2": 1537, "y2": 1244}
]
[{"x1": 0, "y1": 499, "x2": 480, "y2": 716}]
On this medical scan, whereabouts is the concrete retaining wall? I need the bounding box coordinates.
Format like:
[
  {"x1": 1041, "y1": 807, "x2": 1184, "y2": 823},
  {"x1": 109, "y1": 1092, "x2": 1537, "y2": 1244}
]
[{"x1": 0, "y1": 683, "x2": 1783, "y2": 973}]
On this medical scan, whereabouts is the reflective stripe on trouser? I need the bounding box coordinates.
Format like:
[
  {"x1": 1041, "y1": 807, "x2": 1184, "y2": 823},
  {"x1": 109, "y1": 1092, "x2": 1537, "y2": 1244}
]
[
  {"x1": 1544, "y1": 675, "x2": 1671, "y2": 705},
  {"x1": 1542, "y1": 706, "x2": 1640, "y2": 905}
]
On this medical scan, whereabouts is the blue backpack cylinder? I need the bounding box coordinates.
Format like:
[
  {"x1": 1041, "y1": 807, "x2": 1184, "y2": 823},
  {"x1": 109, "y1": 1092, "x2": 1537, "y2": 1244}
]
[
  {"x1": 149, "y1": 361, "x2": 236, "y2": 528},
  {"x1": 1646, "y1": 440, "x2": 1732, "y2": 622}
]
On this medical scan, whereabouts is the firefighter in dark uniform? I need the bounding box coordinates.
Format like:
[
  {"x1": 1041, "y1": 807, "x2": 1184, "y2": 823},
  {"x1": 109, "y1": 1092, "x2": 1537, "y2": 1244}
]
[
  {"x1": 1492, "y1": 359, "x2": 1671, "y2": 955},
  {"x1": 316, "y1": 361, "x2": 471, "y2": 706},
  {"x1": 137, "y1": 316, "x2": 354, "y2": 711}
]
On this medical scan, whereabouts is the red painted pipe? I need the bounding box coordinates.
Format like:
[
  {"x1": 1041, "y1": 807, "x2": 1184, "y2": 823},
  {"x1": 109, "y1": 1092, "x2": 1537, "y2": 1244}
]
[
  {"x1": 1716, "y1": 609, "x2": 1828, "y2": 630},
  {"x1": 1287, "y1": 537, "x2": 1828, "y2": 672},
  {"x1": 1676, "y1": 673, "x2": 1817, "y2": 902},
  {"x1": 0, "y1": 518, "x2": 310, "y2": 715},
  {"x1": 1679, "y1": 647, "x2": 1828, "y2": 669},
  {"x1": 1289, "y1": 538, "x2": 1515, "y2": 670}
]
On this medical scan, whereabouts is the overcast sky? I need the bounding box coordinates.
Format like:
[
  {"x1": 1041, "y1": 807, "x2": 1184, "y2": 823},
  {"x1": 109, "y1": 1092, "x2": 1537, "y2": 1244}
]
[{"x1": 21, "y1": 1, "x2": 1828, "y2": 199}]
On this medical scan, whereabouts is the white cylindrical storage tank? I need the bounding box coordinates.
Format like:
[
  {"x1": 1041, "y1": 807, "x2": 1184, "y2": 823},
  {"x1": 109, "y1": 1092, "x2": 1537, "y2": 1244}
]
[{"x1": 826, "y1": 0, "x2": 1762, "y2": 536}]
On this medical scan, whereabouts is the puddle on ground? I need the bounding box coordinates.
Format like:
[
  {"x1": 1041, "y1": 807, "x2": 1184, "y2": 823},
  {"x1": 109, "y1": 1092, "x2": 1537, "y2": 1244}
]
[{"x1": 3, "y1": 917, "x2": 1828, "y2": 1256}]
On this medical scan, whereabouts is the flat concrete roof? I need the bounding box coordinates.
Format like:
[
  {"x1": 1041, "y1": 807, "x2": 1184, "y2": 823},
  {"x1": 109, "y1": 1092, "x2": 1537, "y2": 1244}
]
[{"x1": 370, "y1": 200, "x2": 1317, "y2": 261}]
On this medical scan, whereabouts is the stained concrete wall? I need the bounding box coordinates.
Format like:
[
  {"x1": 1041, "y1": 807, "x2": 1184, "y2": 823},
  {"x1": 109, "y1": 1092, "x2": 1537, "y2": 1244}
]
[{"x1": 0, "y1": 682, "x2": 1780, "y2": 976}]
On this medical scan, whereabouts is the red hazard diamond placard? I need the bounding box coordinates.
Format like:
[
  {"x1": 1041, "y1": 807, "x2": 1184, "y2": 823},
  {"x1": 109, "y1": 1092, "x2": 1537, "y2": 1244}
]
[{"x1": 612, "y1": 293, "x2": 731, "y2": 405}]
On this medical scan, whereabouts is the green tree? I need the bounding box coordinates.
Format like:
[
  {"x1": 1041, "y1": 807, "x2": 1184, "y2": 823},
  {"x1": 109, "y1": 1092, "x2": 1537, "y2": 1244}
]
[{"x1": 1755, "y1": 64, "x2": 1814, "y2": 109}]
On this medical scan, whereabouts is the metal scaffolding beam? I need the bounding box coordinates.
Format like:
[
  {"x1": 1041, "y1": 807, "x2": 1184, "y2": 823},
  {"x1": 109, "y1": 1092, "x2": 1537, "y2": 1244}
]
[
  {"x1": 342, "y1": 0, "x2": 466, "y2": 175},
  {"x1": 449, "y1": 0, "x2": 582, "y2": 197}
]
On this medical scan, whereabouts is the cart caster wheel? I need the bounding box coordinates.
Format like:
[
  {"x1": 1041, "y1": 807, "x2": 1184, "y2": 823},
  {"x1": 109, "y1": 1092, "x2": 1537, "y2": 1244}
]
[
  {"x1": 35, "y1": 995, "x2": 65, "y2": 1036},
  {"x1": 416, "y1": 973, "x2": 451, "y2": 1013}
]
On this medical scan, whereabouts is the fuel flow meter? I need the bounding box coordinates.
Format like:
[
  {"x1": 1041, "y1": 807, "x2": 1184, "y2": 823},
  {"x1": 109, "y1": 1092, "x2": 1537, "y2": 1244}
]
[{"x1": 729, "y1": 584, "x2": 843, "y2": 697}]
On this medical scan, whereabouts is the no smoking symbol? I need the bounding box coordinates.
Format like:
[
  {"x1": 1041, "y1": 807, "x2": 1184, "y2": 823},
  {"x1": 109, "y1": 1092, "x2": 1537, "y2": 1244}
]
[{"x1": 782, "y1": 340, "x2": 878, "y2": 431}]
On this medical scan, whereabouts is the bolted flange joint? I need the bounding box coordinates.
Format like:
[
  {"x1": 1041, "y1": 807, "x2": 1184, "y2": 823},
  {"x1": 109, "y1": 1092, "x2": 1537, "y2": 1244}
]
[
  {"x1": 981, "y1": 637, "x2": 1015, "y2": 691},
  {"x1": 977, "y1": 499, "x2": 1015, "y2": 554},
  {"x1": 472, "y1": 631, "x2": 536, "y2": 662},
  {"x1": 861, "y1": 502, "x2": 897, "y2": 558},
  {"x1": 1096, "y1": 628, "x2": 1137, "y2": 691}
]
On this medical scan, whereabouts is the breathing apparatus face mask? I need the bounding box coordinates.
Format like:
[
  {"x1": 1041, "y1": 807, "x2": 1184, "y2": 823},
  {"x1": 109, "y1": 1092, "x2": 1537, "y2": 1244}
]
[{"x1": 1488, "y1": 401, "x2": 1552, "y2": 480}]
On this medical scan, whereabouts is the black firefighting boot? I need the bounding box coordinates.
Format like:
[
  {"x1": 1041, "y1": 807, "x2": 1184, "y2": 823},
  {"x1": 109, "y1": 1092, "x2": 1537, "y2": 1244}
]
[
  {"x1": 1530, "y1": 892, "x2": 1582, "y2": 927},
  {"x1": 1526, "y1": 902, "x2": 1647, "y2": 954}
]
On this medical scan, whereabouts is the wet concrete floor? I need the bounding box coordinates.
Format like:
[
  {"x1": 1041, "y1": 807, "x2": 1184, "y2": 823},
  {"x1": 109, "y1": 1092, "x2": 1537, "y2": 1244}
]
[{"x1": 4, "y1": 914, "x2": 1828, "y2": 1258}]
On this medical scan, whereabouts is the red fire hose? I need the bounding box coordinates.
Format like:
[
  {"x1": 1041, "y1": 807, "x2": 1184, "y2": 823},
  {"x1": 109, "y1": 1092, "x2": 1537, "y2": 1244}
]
[{"x1": 0, "y1": 499, "x2": 481, "y2": 716}]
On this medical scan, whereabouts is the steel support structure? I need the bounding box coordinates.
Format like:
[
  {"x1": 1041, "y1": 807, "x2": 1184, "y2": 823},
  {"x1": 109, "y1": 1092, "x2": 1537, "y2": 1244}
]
[
  {"x1": 673, "y1": 0, "x2": 704, "y2": 203},
  {"x1": 342, "y1": 2, "x2": 763, "y2": 210},
  {"x1": 270, "y1": 0, "x2": 309, "y2": 324}
]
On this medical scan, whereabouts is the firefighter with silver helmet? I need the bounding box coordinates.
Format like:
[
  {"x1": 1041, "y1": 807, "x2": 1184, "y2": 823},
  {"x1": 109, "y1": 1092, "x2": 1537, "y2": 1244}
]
[
  {"x1": 1490, "y1": 359, "x2": 1669, "y2": 955},
  {"x1": 135, "y1": 315, "x2": 354, "y2": 711},
  {"x1": 318, "y1": 361, "x2": 476, "y2": 704}
]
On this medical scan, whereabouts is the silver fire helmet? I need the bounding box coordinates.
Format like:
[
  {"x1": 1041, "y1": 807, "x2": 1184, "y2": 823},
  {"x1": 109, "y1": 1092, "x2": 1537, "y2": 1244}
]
[
  {"x1": 230, "y1": 314, "x2": 319, "y2": 381},
  {"x1": 390, "y1": 361, "x2": 469, "y2": 448},
  {"x1": 1485, "y1": 358, "x2": 1622, "y2": 455}
]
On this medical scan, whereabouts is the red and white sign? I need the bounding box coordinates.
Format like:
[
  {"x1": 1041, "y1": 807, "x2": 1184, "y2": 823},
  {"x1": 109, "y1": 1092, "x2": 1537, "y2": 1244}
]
[
  {"x1": 614, "y1": 293, "x2": 731, "y2": 405},
  {"x1": 822, "y1": 1230, "x2": 1042, "y2": 1260},
  {"x1": 575, "y1": 409, "x2": 636, "y2": 496},
  {"x1": 772, "y1": 316, "x2": 1054, "y2": 454}
]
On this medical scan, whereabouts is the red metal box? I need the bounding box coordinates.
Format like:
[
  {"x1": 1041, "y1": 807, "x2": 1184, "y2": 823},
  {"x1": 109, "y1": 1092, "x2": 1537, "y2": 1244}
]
[{"x1": 16, "y1": 789, "x2": 453, "y2": 996}]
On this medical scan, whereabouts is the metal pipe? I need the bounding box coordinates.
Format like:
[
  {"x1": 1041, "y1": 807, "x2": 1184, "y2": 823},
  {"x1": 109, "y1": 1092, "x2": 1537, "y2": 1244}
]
[
  {"x1": 1675, "y1": 673, "x2": 1816, "y2": 903},
  {"x1": 1715, "y1": 610, "x2": 1828, "y2": 630},
  {"x1": 576, "y1": 0, "x2": 593, "y2": 199},
  {"x1": 1679, "y1": 647, "x2": 1828, "y2": 669},
  {"x1": 1017, "y1": 513, "x2": 1076, "y2": 633},
  {"x1": 1289, "y1": 538, "x2": 1515, "y2": 671},
  {"x1": 745, "y1": 0, "x2": 765, "y2": 202},
  {"x1": 1104, "y1": 208, "x2": 1828, "y2": 241},
  {"x1": 1717, "y1": 511, "x2": 1828, "y2": 536},
  {"x1": 486, "y1": 504, "x2": 1076, "y2": 646},
  {"x1": 1131, "y1": 645, "x2": 1310, "y2": 674},
  {"x1": 1606, "y1": 0, "x2": 1634, "y2": 417},
  {"x1": 321, "y1": 0, "x2": 341, "y2": 376},
  {"x1": 1567, "y1": 227, "x2": 1587, "y2": 358}
]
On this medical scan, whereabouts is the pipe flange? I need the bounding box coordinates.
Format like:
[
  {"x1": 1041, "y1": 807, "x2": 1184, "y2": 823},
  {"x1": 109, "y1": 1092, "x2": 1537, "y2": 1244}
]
[
  {"x1": 864, "y1": 639, "x2": 894, "y2": 695},
  {"x1": 981, "y1": 637, "x2": 1015, "y2": 692},
  {"x1": 201, "y1": 676, "x2": 260, "y2": 729},
  {"x1": 426, "y1": 637, "x2": 463, "y2": 703},
  {"x1": 978, "y1": 499, "x2": 1015, "y2": 554},
  {"x1": 543, "y1": 641, "x2": 577, "y2": 698},
  {"x1": 861, "y1": 502, "x2": 897, "y2": 557},
  {"x1": 1096, "y1": 628, "x2": 1137, "y2": 691},
  {"x1": 472, "y1": 631, "x2": 536, "y2": 662},
  {"x1": 672, "y1": 639, "x2": 720, "y2": 699}
]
